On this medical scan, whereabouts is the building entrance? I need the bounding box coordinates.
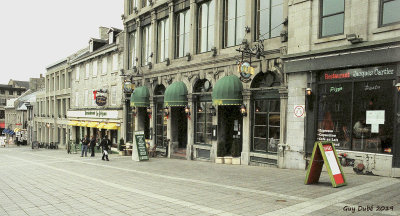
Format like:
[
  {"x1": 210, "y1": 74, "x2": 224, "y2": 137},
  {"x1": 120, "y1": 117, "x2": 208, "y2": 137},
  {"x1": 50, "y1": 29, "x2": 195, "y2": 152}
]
[
  {"x1": 218, "y1": 106, "x2": 242, "y2": 156},
  {"x1": 171, "y1": 107, "x2": 188, "y2": 158}
]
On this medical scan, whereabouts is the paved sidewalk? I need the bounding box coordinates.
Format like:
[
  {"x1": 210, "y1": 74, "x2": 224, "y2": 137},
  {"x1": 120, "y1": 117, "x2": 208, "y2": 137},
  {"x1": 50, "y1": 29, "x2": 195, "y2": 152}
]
[{"x1": 0, "y1": 147, "x2": 399, "y2": 216}]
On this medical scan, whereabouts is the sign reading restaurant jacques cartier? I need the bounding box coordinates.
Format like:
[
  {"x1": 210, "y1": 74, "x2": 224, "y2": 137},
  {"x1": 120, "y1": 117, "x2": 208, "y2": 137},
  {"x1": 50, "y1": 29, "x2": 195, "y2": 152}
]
[
  {"x1": 67, "y1": 110, "x2": 120, "y2": 119},
  {"x1": 320, "y1": 65, "x2": 395, "y2": 82}
]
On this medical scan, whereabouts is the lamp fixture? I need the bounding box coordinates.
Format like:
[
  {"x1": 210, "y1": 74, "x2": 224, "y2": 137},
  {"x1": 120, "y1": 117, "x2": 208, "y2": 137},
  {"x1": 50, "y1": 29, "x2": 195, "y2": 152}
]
[
  {"x1": 185, "y1": 105, "x2": 191, "y2": 119},
  {"x1": 396, "y1": 83, "x2": 400, "y2": 92},
  {"x1": 132, "y1": 107, "x2": 137, "y2": 117},
  {"x1": 209, "y1": 106, "x2": 216, "y2": 116},
  {"x1": 164, "y1": 107, "x2": 169, "y2": 119},
  {"x1": 255, "y1": 106, "x2": 261, "y2": 112},
  {"x1": 197, "y1": 106, "x2": 203, "y2": 113},
  {"x1": 306, "y1": 88, "x2": 312, "y2": 96},
  {"x1": 147, "y1": 106, "x2": 152, "y2": 118},
  {"x1": 240, "y1": 105, "x2": 247, "y2": 117}
]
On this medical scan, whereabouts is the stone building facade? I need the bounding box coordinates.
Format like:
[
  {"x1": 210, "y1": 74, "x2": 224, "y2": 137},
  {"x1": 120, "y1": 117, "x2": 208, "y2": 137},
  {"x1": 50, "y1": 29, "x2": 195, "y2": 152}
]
[
  {"x1": 0, "y1": 80, "x2": 29, "y2": 134},
  {"x1": 35, "y1": 58, "x2": 74, "y2": 148},
  {"x1": 124, "y1": 0, "x2": 289, "y2": 165},
  {"x1": 68, "y1": 27, "x2": 125, "y2": 146},
  {"x1": 283, "y1": 0, "x2": 400, "y2": 176}
]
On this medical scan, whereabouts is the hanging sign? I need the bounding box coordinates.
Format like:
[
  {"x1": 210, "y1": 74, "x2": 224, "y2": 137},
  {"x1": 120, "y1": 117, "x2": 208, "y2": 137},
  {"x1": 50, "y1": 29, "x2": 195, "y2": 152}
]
[
  {"x1": 96, "y1": 95, "x2": 107, "y2": 106},
  {"x1": 238, "y1": 62, "x2": 255, "y2": 83},
  {"x1": 305, "y1": 141, "x2": 346, "y2": 188},
  {"x1": 132, "y1": 131, "x2": 149, "y2": 161}
]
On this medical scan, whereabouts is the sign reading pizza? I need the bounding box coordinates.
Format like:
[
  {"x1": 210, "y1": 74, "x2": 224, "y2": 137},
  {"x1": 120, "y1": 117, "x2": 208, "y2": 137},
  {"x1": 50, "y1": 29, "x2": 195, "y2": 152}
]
[{"x1": 305, "y1": 141, "x2": 346, "y2": 188}]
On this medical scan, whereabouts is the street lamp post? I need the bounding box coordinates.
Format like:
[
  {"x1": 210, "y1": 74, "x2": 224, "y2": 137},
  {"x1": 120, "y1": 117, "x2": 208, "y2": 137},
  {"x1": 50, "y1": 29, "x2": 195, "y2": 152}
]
[{"x1": 25, "y1": 102, "x2": 33, "y2": 148}]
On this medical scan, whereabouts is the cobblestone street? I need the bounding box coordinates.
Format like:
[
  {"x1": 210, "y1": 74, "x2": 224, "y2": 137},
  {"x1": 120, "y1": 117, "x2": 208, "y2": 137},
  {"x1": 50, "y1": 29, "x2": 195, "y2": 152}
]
[{"x1": 0, "y1": 146, "x2": 399, "y2": 216}]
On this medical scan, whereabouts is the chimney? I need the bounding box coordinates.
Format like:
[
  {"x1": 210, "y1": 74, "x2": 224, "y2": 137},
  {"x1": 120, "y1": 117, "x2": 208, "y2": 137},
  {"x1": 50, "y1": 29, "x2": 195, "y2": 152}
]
[
  {"x1": 99, "y1": 27, "x2": 109, "y2": 40},
  {"x1": 40, "y1": 74, "x2": 43, "y2": 78}
]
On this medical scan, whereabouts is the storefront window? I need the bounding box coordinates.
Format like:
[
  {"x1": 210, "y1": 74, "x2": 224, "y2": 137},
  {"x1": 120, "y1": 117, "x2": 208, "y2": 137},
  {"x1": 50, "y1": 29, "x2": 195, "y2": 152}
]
[
  {"x1": 317, "y1": 67, "x2": 395, "y2": 154},
  {"x1": 155, "y1": 102, "x2": 167, "y2": 148},
  {"x1": 195, "y1": 102, "x2": 213, "y2": 145},
  {"x1": 252, "y1": 99, "x2": 280, "y2": 153}
]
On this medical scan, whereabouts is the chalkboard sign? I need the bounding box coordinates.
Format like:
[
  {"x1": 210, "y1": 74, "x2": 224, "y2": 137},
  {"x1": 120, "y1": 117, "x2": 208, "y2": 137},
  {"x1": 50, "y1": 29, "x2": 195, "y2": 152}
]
[
  {"x1": 305, "y1": 141, "x2": 346, "y2": 188},
  {"x1": 134, "y1": 131, "x2": 149, "y2": 161}
]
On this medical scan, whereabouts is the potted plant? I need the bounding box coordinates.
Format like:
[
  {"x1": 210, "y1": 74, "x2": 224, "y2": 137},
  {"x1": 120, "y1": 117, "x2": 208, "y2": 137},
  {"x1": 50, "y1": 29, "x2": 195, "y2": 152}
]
[
  {"x1": 231, "y1": 139, "x2": 241, "y2": 165},
  {"x1": 216, "y1": 141, "x2": 226, "y2": 164},
  {"x1": 119, "y1": 138, "x2": 126, "y2": 156}
]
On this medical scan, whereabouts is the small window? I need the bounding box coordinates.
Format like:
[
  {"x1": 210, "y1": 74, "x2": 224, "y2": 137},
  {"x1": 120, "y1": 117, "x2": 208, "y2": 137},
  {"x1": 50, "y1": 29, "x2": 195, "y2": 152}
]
[
  {"x1": 158, "y1": 18, "x2": 170, "y2": 62},
  {"x1": 141, "y1": 25, "x2": 152, "y2": 66},
  {"x1": 198, "y1": 0, "x2": 215, "y2": 53},
  {"x1": 102, "y1": 57, "x2": 108, "y2": 74},
  {"x1": 129, "y1": 31, "x2": 137, "y2": 68},
  {"x1": 224, "y1": 0, "x2": 246, "y2": 47},
  {"x1": 109, "y1": 32, "x2": 114, "y2": 44},
  {"x1": 320, "y1": 0, "x2": 345, "y2": 37},
  {"x1": 0, "y1": 90, "x2": 4, "y2": 94},
  {"x1": 380, "y1": 0, "x2": 400, "y2": 26},
  {"x1": 175, "y1": 9, "x2": 190, "y2": 58},
  {"x1": 142, "y1": 0, "x2": 150, "y2": 8},
  {"x1": 75, "y1": 92, "x2": 79, "y2": 107},
  {"x1": 17, "y1": 91, "x2": 22, "y2": 95},
  {"x1": 85, "y1": 63, "x2": 90, "y2": 78},
  {"x1": 111, "y1": 86, "x2": 117, "y2": 105},
  {"x1": 93, "y1": 60, "x2": 98, "y2": 77},
  {"x1": 9, "y1": 90, "x2": 13, "y2": 95},
  {"x1": 112, "y1": 53, "x2": 119, "y2": 71},
  {"x1": 128, "y1": 0, "x2": 137, "y2": 14},
  {"x1": 84, "y1": 90, "x2": 88, "y2": 106},
  {"x1": 76, "y1": 66, "x2": 80, "y2": 81}
]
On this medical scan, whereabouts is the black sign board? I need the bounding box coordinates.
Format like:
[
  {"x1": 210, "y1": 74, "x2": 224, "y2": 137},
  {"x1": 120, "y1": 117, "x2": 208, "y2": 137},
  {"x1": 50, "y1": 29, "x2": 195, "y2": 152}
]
[
  {"x1": 319, "y1": 65, "x2": 396, "y2": 82},
  {"x1": 96, "y1": 96, "x2": 107, "y2": 106},
  {"x1": 134, "y1": 131, "x2": 149, "y2": 161}
]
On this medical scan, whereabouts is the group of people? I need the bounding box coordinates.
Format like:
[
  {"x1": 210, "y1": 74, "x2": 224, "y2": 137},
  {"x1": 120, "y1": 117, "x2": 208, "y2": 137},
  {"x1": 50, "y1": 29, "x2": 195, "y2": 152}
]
[{"x1": 80, "y1": 135, "x2": 112, "y2": 161}]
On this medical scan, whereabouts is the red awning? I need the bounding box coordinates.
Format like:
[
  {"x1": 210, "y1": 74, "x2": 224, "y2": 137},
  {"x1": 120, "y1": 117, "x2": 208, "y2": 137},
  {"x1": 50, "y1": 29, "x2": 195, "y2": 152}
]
[{"x1": 0, "y1": 122, "x2": 5, "y2": 128}]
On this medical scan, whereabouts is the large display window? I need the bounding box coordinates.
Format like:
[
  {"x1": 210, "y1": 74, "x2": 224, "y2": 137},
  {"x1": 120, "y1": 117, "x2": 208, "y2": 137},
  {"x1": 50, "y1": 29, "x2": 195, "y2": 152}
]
[{"x1": 316, "y1": 66, "x2": 396, "y2": 154}]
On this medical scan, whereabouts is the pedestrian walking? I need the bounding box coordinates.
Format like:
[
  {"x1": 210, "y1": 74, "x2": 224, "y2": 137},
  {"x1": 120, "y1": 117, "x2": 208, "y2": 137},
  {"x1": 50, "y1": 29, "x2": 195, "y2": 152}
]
[
  {"x1": 81, "y1": 135, "x2": 89, "y2": 157},
  {"x1": 89, "y1": 135, "x2": 96, "y2": 157},
  {"x1": 100, "y1": 135, "x2": 111, "y2": 161}
]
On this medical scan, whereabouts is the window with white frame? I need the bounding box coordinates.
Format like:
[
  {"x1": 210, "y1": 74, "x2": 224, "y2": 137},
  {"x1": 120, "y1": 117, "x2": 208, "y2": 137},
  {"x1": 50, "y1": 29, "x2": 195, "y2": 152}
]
[
  {"x1": 111, "y1": 86, "x2": 117, "y2": 105},
  {"x1": 198, "y1": 0, "x2": 215, "y2": 53},
  {"x1": 75, "y1": 92, "x2": 79, "y2": 107},
  {"x1": 158, "y1": 18, "x2": 170, "y2": 62},
  {"x1": 141, "y1": 25, "x2": 152, "y2": 66},
  {"x1": 75, "y1": 66, "x2": 80, "y2": 81},
  {"x1": 85, "y1": 63, "x2": 90, "y2": 78},
  {"x1": 93, "y1": 60, "x2": 98, "y2": 77},
  {"x1": 176, "y1": 9, "x2": 190, "y2": 58},
  {"x1": 256, "y1": 0, "x2": 283, "y2": 40},
  {"x1": 224, "y1": 0, "x2": 246, "y2": 47},
  {"x1": 92, "y1": 90, "x2": 96, "y2": 106},
  {"x1": 112, "y1": 53, "x2": 119, "y2": 71},
  {"x1": 129, "y1": 31, "x2": 137, "y2": 68},
  {"x1": 102, "y1": 57, "x2": 108, "y2": 74},
  {"x1": 84, "y1": 90, "x2": 88, "y2": 106}
]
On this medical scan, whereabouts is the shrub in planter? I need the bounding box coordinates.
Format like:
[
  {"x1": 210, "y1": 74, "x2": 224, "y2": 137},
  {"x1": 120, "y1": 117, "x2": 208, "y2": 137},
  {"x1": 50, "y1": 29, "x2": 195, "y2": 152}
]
[
  {"x1": 217, "y1": 141, "x2": 226, "y2": 157},
  {"x1": 231, "y1": 139, "x2": 242, "y2": 157}
]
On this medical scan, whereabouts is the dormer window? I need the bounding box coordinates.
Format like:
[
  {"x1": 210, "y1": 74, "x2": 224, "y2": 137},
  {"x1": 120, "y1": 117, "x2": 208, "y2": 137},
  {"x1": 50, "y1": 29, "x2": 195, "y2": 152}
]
[
  {"x1": 89, "y1": 40, "x2": 94, "y2": 52},
  {"x1": 109, "y1": 32, "x2": 114, "y2": 44}
]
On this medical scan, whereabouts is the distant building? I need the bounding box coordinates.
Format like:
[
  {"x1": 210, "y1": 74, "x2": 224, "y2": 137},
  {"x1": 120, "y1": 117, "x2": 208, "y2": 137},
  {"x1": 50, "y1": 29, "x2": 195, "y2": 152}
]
[
  {"x1": 68, "y1": 27, "x2": 125, "y2": 146},
  {"x1": 0, "y1": 79, "x2": 30, "y2": 134}
]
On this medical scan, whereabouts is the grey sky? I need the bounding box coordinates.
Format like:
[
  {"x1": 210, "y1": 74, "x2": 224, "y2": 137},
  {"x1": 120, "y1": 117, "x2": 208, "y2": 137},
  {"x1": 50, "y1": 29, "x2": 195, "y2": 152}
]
[{"x1": 0, "y1": 0, "x2": 123, "y2": 83}]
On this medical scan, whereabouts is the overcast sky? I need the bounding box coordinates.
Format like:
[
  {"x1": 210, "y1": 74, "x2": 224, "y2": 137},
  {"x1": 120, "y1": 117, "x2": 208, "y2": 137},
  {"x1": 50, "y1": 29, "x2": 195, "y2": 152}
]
[{"x1": 0, "y1": 0, "x2": 123, "y2": 83}]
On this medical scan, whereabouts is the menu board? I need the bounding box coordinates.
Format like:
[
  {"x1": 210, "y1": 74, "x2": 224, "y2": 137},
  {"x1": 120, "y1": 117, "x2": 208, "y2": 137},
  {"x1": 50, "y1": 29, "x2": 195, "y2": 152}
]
[
  {"x1": 305, "y1": 141, "x2": 346, "y2": 188},
  {"x1": 133, "y1": 131, "x2": 149, "y2": 161}
]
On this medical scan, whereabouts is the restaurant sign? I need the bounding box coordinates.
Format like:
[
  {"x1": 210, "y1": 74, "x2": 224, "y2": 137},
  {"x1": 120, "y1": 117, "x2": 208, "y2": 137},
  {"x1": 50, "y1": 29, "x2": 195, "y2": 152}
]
[
  {"x1": 320, "y1": 66, "x2": 395, "y2": 82},
  {"x1": 67, "y1": 110, "x2": 120, "y2": 119},
  {"x1": 238, "y1": 61, "x2": 255, "y2": 83},
  {"x1": 96, "y1": 95, "x2": 107, "y2": 106}
]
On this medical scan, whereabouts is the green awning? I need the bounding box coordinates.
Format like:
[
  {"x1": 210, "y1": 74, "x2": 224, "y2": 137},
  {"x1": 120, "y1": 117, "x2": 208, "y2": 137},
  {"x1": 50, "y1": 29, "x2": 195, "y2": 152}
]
[
  {"x1": 130, "y1": 86, "x2": 150, "y2": 107},
  {"x1": 212, "y1": 75, "x2": 243, "y2": 105},
  {"x1": 164, "y1": 81, "x2": 188, "y2": 107}
]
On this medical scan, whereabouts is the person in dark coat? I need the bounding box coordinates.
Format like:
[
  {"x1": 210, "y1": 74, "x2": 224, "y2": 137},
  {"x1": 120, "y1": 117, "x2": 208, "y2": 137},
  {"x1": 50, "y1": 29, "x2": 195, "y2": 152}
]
[
  {"x1": 100, "y1": 135, "x2": 111, "y2": 161},
  {"x1": 81, "y1": 135, "x2": 90, "y2": 157},
  {"x1": 89, "y1": 135, "x2": 96, "y2": 157}
]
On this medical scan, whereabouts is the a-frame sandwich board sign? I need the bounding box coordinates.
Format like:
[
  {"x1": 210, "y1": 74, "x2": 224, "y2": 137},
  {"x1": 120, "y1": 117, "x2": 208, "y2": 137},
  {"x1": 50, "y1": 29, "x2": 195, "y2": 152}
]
[{"x1": 305, "y1": 141, "x2": 347, "y2": 188}]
